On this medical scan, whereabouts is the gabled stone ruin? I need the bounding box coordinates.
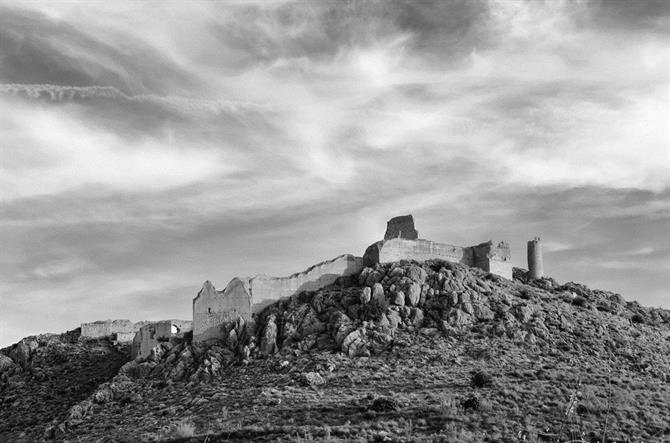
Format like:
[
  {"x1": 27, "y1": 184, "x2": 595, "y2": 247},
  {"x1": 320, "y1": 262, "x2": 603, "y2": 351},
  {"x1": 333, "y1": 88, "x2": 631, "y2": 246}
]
[
  {"x1": 364, "y1": 216, "x2": 512, "y2": 279},
  {"x1": 192, "y1": 254, "x2": 365, "y2": 343}
]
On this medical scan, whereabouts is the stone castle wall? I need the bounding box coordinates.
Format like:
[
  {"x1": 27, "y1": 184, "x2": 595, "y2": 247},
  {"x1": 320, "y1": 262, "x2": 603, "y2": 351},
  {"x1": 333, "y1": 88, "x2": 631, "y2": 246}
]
[
  {"x1": 366, "y1": 238, "x2": 472, "y2": 266},
  {"x1": 193, "y1": 254, "x2": 365, "y2": 343},
  {"x1": 364, "y1": 238, "x2": 512, "y2": 279},
  {"x1": 250, "y1": 254, "x2": 364, "y2": 312},
  {"x1": 81, "y1": 319, "x2": 137, "y2": 339}
]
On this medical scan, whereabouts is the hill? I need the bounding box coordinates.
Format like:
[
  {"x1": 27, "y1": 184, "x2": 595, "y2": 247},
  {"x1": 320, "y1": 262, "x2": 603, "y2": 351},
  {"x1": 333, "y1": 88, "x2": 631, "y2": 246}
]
[{"x1": 1, "y1": 260, "x2": 669, "y2": 442}]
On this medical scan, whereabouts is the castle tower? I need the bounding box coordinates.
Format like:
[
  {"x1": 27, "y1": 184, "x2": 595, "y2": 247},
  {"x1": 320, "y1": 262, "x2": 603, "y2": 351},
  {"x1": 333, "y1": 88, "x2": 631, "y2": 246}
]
[
  {"x1": 527, "y1": 237, "x2": 544, "y2": 279},
  {"x1": 384, "y1": 215, "x2": 419, "y2": 240}
]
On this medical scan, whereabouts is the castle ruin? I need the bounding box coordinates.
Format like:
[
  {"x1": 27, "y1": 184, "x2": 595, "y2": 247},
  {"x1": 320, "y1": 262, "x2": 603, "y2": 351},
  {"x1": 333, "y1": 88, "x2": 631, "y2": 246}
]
[
  {"x1": 131, "y1": 320, "x2": 192, "y2": 359},
  {"x1": 364, "y1": 215, "x2": 512, "y2": 279},
  {"x1": 192, "y1": 254, "x2": 364, "y2": 343},
  {"x1": 191, "y1": 215, "x2": 516, "y2": 344},
  {"x1": 82, "y1": 215, "x2": 540, "y2": 352}
]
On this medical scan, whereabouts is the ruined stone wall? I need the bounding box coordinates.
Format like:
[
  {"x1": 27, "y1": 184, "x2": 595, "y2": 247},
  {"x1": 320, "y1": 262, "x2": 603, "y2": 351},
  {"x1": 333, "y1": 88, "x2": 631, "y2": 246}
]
[
  {"x1": 193, "y1": 279, "x2": 252, "y2": 343},
  {"x1": 114, "y1": 332, "x2": 136, "y2": 343},
  {"x1": 250, "y1": 254, "x2": 364, "y2": 312},
  {"x1": 132, "y1": 320, "x2": 193, "y2": 359},
  {"x1": 192, "y1": 254, "x2": 365, "y2": 343},
  {"x1": 364, "y1": 238, "x2": 512, "y2": 279},
  {"x1": 473, "y1": 241, "x2": 512, "y2": 279},
  {"x1": 367, "y1": 238, "x2": 473, "y2": 266},
  {"x1": 81, "y1": 320, "x2": 135, "y2": 339}
]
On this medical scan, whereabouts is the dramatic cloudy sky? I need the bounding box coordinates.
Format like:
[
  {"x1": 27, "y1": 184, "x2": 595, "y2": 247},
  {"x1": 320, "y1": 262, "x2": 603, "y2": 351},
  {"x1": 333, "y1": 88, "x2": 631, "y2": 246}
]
[{"x1": 1, "y1": 0, "x2": 668, "y2": 346}]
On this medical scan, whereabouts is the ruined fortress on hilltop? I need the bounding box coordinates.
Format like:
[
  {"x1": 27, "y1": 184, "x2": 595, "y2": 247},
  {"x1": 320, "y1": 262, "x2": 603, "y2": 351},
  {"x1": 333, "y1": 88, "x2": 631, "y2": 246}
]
[{"x1": 81, "y1": 215, "x2": 545, "y2": 349}]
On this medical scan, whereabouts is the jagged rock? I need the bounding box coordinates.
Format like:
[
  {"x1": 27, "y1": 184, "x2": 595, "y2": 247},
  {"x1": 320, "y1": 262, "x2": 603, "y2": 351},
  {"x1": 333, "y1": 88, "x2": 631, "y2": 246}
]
[
  {"x1": 0, "y1": 354, "x2": 15, "y2": 372},
  {"x1": 260, "y1": 315, "x2": 278, "y2": 355},
  {"x1": 372, "y1": 283, "x2": 385, "y2": 301},
  {"x1": 409, "y1": 308, "x2": 424, "y2": 327},
  {"x1": 447, "y1": 309, "x2": 474, "y2": 327},
  {"x1": 359, "y1": 267, "x2": 374, "y2": 285},
  {"x1": 461, "y1": 301, "x2": 474, "y2": 315},
  {"x1": 385, "y1": 310, "x2": 401, "y2": 329},
  {"x1": 394, "y1": 291, "x2": 406, "y2": 306},
  {"x1": 406, "y1": 282, "x2": 421, "y2": 307},
  {"x1": 365, "y1": 270, "x2": 385, "y2": 287},
  {"x1": 473, "y1": 303, "x2": 495, "y2": 321},
  {"x1": 342, "y1": 329, "x2": 367, "y2": 357},
  {"x1": 331, "y1": 312, "x2": 353, "y2": 346},
  {"x1": 513, "y1": 304, "x2": 534, "y2": 323},
  {"x1": 360, "y1": 287, "x2": 372, "y2": 304},
  {"x1": 301, "y1": 371, "x2": 325, "y2": 386},
  {"x1": 228, "y1": 329, "x2": 238, "y2": 350},
  {"x1": 407, "y1": 265, "x2": 427, "y2": 284},
  {"x1": 9, "y1": 339, "x2": 37, "y2": 368}
]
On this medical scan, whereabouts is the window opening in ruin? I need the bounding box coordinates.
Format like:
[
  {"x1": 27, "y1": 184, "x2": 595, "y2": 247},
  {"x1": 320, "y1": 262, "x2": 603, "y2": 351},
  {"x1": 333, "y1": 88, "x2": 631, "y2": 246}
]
[{"x1": 208, "y1": 307, "x2": 212, "y2": 314}]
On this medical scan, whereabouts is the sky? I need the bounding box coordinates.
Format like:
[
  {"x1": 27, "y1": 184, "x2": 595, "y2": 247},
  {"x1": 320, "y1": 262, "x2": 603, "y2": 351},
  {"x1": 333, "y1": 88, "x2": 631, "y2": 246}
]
[{"x1": 0, "y1": 0, "x2": 668, "y2": 347}]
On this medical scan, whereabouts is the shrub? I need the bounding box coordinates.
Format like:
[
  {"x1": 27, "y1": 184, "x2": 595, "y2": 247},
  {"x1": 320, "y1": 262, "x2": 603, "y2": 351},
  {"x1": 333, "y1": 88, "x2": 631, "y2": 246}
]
[
  {"x1": 461, "y1": 395, "x2": 480, "y2": 411},
  {"x1": 471, "y1": 371, "x2": 493, "y2": 388},
  {"x1": 631, "y1": 313, "x2": 646, "y2": 324},
  {"x1": 370, "y1": 396, "x2": 400, "y2": 412},
  {"x1": 572, "y1": 296, "x2": 588, "y2": 307}
]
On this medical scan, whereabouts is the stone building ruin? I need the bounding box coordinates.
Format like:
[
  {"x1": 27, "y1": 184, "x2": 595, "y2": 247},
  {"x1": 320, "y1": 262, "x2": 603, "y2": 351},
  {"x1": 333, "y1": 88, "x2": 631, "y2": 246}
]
[
  {"x1": 80, "y1": 319, "x2": 149, "y2": 343},
  {"x1": 80, "y1": 215, "x2": 534, "y2": 354},
  {"x1": 193, "y1": 254, "x2": 364, "y2": 343},
  {"x1": 191, "y1": 215, "x2": 518, "y2": 344},
  {"x1": 131, "y1": 320, "x2": 192, "y2": 359},
  {"x1": 363, "y1": 215, "x2": 512, "y2": 279}
]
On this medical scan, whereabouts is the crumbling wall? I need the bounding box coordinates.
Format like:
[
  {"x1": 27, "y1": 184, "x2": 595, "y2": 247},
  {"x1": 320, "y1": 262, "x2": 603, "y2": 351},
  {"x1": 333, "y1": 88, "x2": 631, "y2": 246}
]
[
  {"x1": 81, "y1": 319, "x2": 135, "y2": 339},
  {"x1": 473, "y1": 241, "x2": 512, "y2": 279},
  {"x1": 192, "y1": 254, "x2": 365, "y2": 343},
  {"x1": 366, "y1": 238, "x2": 473, "y2": 266},
  {"x1": 114, "y1": 332, "x2": 136, "y2": 343},
  {"x1": 132, "y1": 320, "x2": 193, "y2": 359},
  {"x1": 250, "y1": 254, "x2": 364, "y2": 312},
  {"x1": 193, "y1": 278, "x2": 252, "y2": 343}
]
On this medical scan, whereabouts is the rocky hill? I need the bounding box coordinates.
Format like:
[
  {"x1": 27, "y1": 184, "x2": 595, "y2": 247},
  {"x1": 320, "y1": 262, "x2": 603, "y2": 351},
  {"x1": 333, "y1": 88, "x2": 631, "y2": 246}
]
[{"x1": 1, "y1": 260, "x2": 669, "y2": 442}]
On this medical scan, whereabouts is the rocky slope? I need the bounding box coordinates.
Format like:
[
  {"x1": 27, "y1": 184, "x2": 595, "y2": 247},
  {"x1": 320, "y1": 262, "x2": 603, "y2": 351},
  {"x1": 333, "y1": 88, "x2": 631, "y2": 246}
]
[{"x1": 1, "y1": 260, "x2": 669, "y2": 442}]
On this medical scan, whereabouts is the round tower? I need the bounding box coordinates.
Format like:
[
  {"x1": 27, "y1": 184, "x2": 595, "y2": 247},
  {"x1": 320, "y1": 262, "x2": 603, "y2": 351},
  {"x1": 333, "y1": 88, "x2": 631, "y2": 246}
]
[{"x1": 527, "y1": 237, "x2": 544, "y2": 280}]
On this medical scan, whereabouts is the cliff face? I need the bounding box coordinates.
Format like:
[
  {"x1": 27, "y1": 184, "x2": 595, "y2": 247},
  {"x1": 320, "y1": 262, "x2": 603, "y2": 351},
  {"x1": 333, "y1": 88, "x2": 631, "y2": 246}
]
[{"x1": 2, "y1": 260, "x2": 669, "y2": 442}]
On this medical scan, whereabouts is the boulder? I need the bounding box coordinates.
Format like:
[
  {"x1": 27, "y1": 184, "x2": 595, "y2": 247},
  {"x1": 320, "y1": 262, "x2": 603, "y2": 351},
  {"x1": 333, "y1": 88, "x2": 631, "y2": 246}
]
[
  {"x1": 0, "y1": 354, "x2": 15, "y2": 372},
  {"x1": 448, "y1": 309, "x2": 474, "y2": 327},
  {"x1": 407, "y1": 265, "x2": 427, "y2": 284},
  {"x1": 360, "y1": 287, "x2": 372, "y2": 304},
  {"x1": 260, "y1": 315, "x2": 278, "y2": 355},
  {"x1": 372, "y1": 283, "x2": 385, "y2": 301},
  {"x1": 394, "y1": 291, "x2": 406, "y2": 306},
  {"x1": 301, "y1": 371, "x2": 325, "y2": 386},
  {"x1": 406, "y1": 282, "x2": 421, "y2": 307},
  {"x1": 473, "y1": 303, "x2": 495, "y2": 321}
]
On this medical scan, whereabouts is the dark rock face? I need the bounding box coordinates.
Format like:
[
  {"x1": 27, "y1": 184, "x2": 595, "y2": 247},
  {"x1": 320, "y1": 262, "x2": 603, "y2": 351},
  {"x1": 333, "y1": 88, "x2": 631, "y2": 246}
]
[{"x1": 384, "y1": 215, "x2": 419, "y2": 240}]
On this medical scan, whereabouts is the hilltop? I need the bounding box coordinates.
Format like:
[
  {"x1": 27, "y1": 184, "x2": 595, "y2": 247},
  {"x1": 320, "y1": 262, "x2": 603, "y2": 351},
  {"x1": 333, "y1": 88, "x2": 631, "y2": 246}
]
[{"x1": 1, "y1": 260, "x2": 669, "y2": 442}]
